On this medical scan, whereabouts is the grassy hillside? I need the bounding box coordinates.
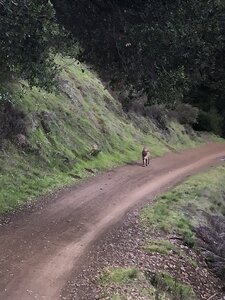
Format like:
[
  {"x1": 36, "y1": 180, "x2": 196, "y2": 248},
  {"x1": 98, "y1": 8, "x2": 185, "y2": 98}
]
[
  {"x1": 0, "y1": 56, "x2": 207, "y2": 213},
  {"x1": 141, "y1": 165, "x2": 225, "y2": 246}
]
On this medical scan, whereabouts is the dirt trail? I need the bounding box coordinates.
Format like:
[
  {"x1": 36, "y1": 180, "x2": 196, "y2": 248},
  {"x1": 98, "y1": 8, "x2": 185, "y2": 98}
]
[{"x1": 0, "y1": 143, "x2": 225, "y2": 300}]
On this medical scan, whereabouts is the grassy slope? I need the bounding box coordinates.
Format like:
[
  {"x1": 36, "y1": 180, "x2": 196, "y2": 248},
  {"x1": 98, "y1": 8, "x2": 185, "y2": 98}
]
[
  {"x1": 141, "y1": 165, "x2": 225, "y2": 246},
  {"x1": 0, "y1": 56, "x2": 206, "y2": 213}
]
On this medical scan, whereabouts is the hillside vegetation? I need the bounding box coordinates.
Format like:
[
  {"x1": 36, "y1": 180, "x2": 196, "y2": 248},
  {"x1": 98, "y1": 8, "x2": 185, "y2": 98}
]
[{"x1": 0, "y1": 57, "x2": 206, "y2": 214}]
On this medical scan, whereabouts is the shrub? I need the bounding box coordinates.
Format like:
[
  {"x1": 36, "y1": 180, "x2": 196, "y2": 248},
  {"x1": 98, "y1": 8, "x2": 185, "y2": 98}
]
[
  {"x1": 173, "y1": 103, "x2": 199, "y2": 126},
  {"x1": 145, "y1": 105, "x2": 168, "y2": 130},
  {"x1": 0, "y1": 101, "x2": 29, "y2": 143},
  {"x1": 195, "y1": 109, "x2": 223, "y2": 136},
  {"x1": 131, "y1": 102, "x2": 168, "y2": 130}
]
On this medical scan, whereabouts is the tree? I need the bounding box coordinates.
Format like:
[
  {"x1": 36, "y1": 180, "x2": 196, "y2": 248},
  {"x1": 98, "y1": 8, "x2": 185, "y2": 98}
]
[{"x1": 0, "y1": 0, "x2": 71, "y2": 90}]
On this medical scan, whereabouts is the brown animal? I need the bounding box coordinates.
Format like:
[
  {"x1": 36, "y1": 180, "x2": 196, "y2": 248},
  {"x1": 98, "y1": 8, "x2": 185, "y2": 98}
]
[{"x1": 142, "y1": 146, "x2": 150, "y2": 167}]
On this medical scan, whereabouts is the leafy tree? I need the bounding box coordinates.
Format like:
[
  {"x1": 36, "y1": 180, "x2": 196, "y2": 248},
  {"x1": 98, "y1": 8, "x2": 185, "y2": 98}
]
[{"x1": 0, "y1": 0, "x2": 72, "y2": 90}]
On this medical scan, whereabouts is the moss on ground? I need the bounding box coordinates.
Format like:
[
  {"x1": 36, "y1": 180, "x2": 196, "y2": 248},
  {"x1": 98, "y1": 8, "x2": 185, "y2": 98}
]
[
  {"x1": 100, "y1": 267, "x2": 139, "y2": 284},
  {"x1": 144, "y1": 239, "x2": 198, "y2": 267},
  {"x1": 111, "y1": 295, "x2": 126, "y2": 300}
]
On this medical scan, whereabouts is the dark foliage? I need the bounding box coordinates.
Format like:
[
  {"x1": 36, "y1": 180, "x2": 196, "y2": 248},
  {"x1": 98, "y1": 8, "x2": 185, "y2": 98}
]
[
  {"x1": 0, "y1": 0, "x2": 73, "y2": 90},
  {"x1": 194, "y1": 109, "x2": 223, "y2": 136},
  {"x1": 173, "y1": 104, "x2": 199, "y2": 126},
  {"x1": 52, "y1": 0, "x2": 225, "y2": 135},
  {"x1": 0, "y1": 0, "x2": 224, "y2": 135}
]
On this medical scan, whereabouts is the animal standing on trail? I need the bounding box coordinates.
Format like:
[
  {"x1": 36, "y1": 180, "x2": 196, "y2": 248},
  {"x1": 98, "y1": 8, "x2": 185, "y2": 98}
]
[{"x1": 142, "y1": 146, "x2": 150, "y2": 167}]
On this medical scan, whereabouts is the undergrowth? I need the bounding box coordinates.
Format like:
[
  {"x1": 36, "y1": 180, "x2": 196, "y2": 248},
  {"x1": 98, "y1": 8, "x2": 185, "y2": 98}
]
[
  {"x1": 146, "y1": 271, "x2": 196, "y2": 300},
  {"x1": 144, "y1": 239, "x2": 177, "y2": 255},
  {"x1": 99, "y1": 267, "x2": 195, "y2": 300}
]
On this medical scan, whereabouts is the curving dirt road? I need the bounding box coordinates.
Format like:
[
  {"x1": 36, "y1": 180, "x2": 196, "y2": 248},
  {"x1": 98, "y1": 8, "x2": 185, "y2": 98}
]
[{"x1": 0, "y1": 143, "x2": 225, "y2": 300}]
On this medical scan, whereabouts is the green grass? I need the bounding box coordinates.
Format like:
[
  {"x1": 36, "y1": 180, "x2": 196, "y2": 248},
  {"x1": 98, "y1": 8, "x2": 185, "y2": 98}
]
[
  {"x1": 144, "y1": 239, "x2": 198, "y2": 267},
  {"x1": 99, "y1": 267, "x2": 195, "y2": 300},
  {"x1": 147, "y1": 271, "x2": 196, "y2": 300},
  {"x1": 141, "y1": 199, "x2": 195, "y2": 247},
  {"x1": 100, "y1": 267, "x2": 138, "y2": 284},
  {"x1": 111, "y1": 295, "x2": 126, "y2": 300},
  {"x1": 0, "y1": 55, "x2": 210, "y2": 214},
  {"x1": 144, "y1": 239, "x2": 179, "y2": 255},
  {"x1": 141, "y1": 165, "x2": 225, "y2": 247}
]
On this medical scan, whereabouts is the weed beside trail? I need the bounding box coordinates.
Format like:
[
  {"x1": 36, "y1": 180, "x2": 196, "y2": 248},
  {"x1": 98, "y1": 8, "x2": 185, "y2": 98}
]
[
  {"x1": 99, "y1": 267, "x2": 196, "y2": 300},
  {"x1": 144, "y1": 239, "x2": 178, "y2": 255},
  {"x1": 146, "y1": 271, "x2": 196, "y2": 300},
  {"x1": 141, "y1": 165, "x2": 225, "y2": 247},
  {"x1": 100, "y1": 268, "x2": 138, "y2": 284},
  {"x1": 141, "y1": 192, "x2": 195, "y2": 247}
]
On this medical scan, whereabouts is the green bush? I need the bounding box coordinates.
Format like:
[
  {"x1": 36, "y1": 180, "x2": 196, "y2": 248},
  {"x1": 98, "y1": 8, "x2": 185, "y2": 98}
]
[
  {"x1": 196, "y1": 109, "x2": 223, "y2": 136},
  {"x1": 174, "y1": 103, "x2": 199, "y2": 126}
]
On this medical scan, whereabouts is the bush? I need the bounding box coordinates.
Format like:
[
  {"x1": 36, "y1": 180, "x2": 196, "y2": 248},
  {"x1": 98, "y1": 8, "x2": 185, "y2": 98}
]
[
  {"x1": 129, "y1": 97, "x2": 147, "y2": 115},
  {"x1": 145, "y1": 105, "x2": 168, "y2": 130},
  {"x1": 195, "y1": 109, "x2": 223, "y2": 136},
  {"x1": 172, "y1": 103, "x2": 199, "y2": 126},
  {"x1": 0, "y1": 101, "x2": 28, "y2": 142},
  {"x1": 131, "y1": 102, "x2": 168, "y2": 130}
]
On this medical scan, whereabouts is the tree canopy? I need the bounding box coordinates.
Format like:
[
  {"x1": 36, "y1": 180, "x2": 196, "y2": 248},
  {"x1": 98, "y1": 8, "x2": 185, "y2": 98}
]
[
  {"x1": 0, "y1": 0, "x2": 225, "y2": 134},
  {"x1": 53, "y1": 0, "x2": 225, "y2": 134},
  {"x1": 0, "y1": 0, "x2": 71, "y2": 90}
]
